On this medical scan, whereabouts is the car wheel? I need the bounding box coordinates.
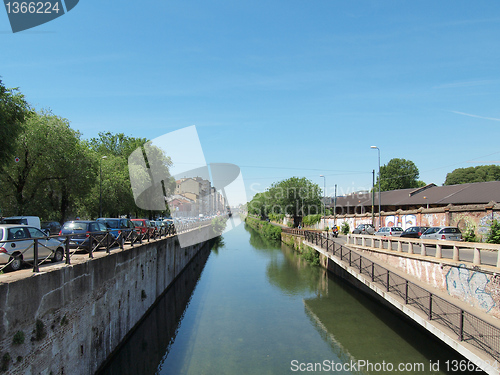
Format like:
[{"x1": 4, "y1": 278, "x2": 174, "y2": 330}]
[
  {"x1": 52, "y1": 248, "x2": 64, "y2": 263},
  {"x1": 8, "y1": 254, "x2": 22, "y2": 272}
]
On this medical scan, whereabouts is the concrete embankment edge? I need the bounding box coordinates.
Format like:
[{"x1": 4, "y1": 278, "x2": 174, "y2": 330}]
[{"x1": 0, "y1": 231, "x2": 211, "y2": 375}]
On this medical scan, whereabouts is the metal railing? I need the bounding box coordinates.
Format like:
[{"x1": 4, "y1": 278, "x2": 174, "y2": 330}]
[
  {"x1": 0, "y1": 222, "x2": 207, "y2": 274},
  {"x1": 302, "y1": 230, "x2": 500, "y2": 362},
  {"x1": 347, "y1": 234, "x2": 500, "y2": 268}
]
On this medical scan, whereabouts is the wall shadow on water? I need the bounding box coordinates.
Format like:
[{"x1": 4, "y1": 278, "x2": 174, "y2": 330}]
[{"x1": 96, "y1": 241, "x2": 213, "y2": 375}]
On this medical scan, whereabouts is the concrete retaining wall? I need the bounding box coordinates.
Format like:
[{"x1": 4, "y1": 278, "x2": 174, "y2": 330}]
[{"x1": 0, "y1": 232, "x2": 209, "y2": 374}]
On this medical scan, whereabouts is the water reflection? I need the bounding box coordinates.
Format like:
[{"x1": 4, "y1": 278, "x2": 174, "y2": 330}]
[{"x1": 97, "y1": 242, "x2": 212, "y2": 375}]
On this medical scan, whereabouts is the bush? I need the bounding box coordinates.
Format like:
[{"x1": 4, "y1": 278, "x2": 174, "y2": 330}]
[
  {"x1": 463, "y1": 227, "x2": 478, "y2": 242},
  {"x1": 487, "y1": 220, "x2": 500, "y2": 244},
  {"x1": 341, "y1": 222, "x2": 350, "y2": 235},
  {"x1": 268, "y1": 213, "x2": 285, "y2": 223},
  {"x1": 302, "y1": 214, "x2": 322, "y2": 227}
]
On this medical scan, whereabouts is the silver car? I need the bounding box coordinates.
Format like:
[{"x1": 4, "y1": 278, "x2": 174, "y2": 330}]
[
  {"x1": 421, "y1": 226, "x2": 462, "y2": 241},
  {"x1": 0, "y1": 224, "x2": 65, "y2": 272},
  {"x1": 374, "y1": 226, "x2": 404, "y2": 237}
]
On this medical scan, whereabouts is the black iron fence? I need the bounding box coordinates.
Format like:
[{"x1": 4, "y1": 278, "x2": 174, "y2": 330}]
[
  {"x1": 299, "y1": 229, "x2": 500, "y2": 362},
  {"x1": 0, "y1": 221, "x2": 210, "y2": 274}
]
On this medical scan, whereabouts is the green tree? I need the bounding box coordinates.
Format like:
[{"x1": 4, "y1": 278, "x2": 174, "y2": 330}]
[
  {"x1": 0, "y1": 79, "x2": 32, "y2": 167},
  {"x1": 375, "y1": 158, "x2": 425, "y2": 191},
  {"x1": 0, "y1": 111, "x2": 95, "y2": 222},
  {"x1": 265, "y1": 177, "x2": 322, "y2": 219},
  {"x1": 87, "y1": 132, "x2": 174, "y2": 219},
  {"x1": 486, "y1": 220, "x2": 500, "y2": 244},
  {"x1": 444, "y1": 165, "x2": 500, "y2": 185}
]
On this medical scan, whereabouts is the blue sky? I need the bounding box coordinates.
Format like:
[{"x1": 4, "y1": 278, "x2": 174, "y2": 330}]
[{"x1": 2, "y1": 1, "x2": 500, "y2": 201}]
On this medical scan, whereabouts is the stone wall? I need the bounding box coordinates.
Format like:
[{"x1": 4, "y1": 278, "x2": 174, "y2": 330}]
[
  {"x1": 0, "y1": 231, "x2": 210, "y2": 374},
  {"x1": 319, "y1": 203, "x2": 500, "y2": 241}
]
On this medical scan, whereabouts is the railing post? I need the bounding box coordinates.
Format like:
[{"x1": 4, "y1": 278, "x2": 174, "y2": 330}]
[
  {"x1": 326, "y1": 237, "x2": 329, "y2": 252},
  {"x1": 397, "y1": 241, "x2": 402, "y2": 252},
  {"x1": 359, "y1": 257, "x2": 362, "y2": 273},
  {"x1": 349, "y1": 250, "x2": 352, "y2": 266},
  {"x1": 89, "y1": 234, "x2": 94, "y2": 258},
  {"x1": 421, "y1": 241, "x2": 426, "y2": 256},
  {"x1": 409, "y1": 242, "x2": 414, "y2": 255},
  {"x1": 387, "y1": 239, "x2": 392, "y2": 252},
  {"x1": 405, "y1": 280, "x2": 409, "y2": 304},
  {"x1": 428, "y1": 294, "x2": 433, "y2": 320},
  {"x1": 386, "y1": 270, "x2": 390, "y2": 292},
  {"x1": 435, "y1": 244, "x2": 442, "y2": 259},
  {"x1": 65, "y1": 236, "x2": 70, "y2": 264},
  {"x1": 371, "y1": 262, "x2": 375, "y2": 282},
  {"x1": 459, "y1": 309, "x2": 464, "y2": 341},
  {"x1": 106, "y1": 232, "x2": 110, "y2": 254},
  {"x1": 473, "y1": 247, "x2": 481, "y2": 265},
  {"x1": 453, "y1": 245, "x2": 459, "y2": 261},
  {"x1": 33, "y1": 238, "x2": 39, "y2": 272},
  {"x1": 497, "y1": 250, "x2": 500, "y2": 268}
]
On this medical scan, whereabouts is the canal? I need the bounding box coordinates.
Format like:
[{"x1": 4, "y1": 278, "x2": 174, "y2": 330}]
[{"x1": 98, "y1": 217, "x2": 483, "y2": 374}]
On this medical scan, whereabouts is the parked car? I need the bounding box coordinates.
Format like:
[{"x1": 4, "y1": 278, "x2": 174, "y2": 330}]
[
  {"x1": 421, "y1": 227, "x2": 463, "y2": 241},
  {"x1": 2, "y1": 216, "x2": 41, "y2": 229},
  {"x1": 374, "y1": 226, "x2": 404, "y2": 237},
  {"x1": 59, "y1": 221, "x2": 111, "y2": 252},
  {"x1": 131, "y1": 219, "x2": 153, "y2": 235},
  {"x1": 41, "y1": 221, "x2": 62, "y2": 235},
  {"x1": 352, "y1": 224, "x2": 375, "y2": 235},
  {"x1": 96, "y1": 218, "x2": 135, "y2": 241},
  {"x1": 400, "y1": 226, "x2": 429, "y2": 238},
  {"x1": 0, "y1": 224, "x2": 64, "y2": 271}
]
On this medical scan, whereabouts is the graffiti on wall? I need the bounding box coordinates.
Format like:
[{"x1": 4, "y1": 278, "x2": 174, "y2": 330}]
[
  {"x1": 478, "y1": 212, "x2": 500, "y2": 235},
  {"x1": 446, "y1": 265, "x2": 495, "y2": 312},
  {"x1": 382, "y1": 214, "x2": 417, "y2": 230}
]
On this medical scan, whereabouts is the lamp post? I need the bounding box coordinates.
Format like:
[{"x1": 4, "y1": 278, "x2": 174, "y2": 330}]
[
  {"x1": 370, "y1": 146, "x2": 381, "y2": 229},
  {"x1": 319, "y1": 174, "x2": 326, "y2": 218},
  {"x1": 99, "y1": 156, "x2": 107, "y2": 218}
]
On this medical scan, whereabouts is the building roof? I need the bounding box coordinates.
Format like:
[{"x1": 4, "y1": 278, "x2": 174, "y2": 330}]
[{"x1": 330, "y1": 181, "x2": 500, "y2": 209}]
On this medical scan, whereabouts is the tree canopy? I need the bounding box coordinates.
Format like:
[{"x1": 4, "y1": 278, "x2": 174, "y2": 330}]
[
  {"x1": 0, "y1": 111, "x2": 95, "y2": 222},
  {"x1": 375, "y1": 158, "x2": 425, "y2": 192},
  {"x1": 248, "y1": 177, "x2": 322, "y2": 218},
  {"x1": 444, "y1": 165, "x2": 500, "y2": 185},
  {"x1": 0, "y1": 79, "x2": 31, "y2": 167}
]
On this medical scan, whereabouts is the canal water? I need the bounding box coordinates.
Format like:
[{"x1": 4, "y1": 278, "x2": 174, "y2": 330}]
[{"x1": 99, "y1": 217, "x2": 483, "y2": 375}]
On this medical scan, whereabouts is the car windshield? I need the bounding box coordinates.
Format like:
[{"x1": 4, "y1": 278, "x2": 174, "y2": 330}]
[
  {"x1": 62, "y1": 222, "x2": 87, "y2": 231},
  {"x1": 423, "y1": 228, "x2": 439, "y2": 234},
  {"x1": 106, "y1": 220, "x2": 119, "y2": 228}
]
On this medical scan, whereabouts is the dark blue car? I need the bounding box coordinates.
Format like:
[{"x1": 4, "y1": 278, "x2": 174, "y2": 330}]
[{"x1": 59, "y1": 220, "x2": 111, "y2": 252}]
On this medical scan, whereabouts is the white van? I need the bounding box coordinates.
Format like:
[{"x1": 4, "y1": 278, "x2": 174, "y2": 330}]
[{"x1": 2, "y1": 216, "x2": 41, "y2": 229}]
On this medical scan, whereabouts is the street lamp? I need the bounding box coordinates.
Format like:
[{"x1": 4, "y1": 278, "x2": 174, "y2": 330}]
[
  {"x1": 319, "y1": 175, "x2": 326, "y2": 218},
  {"x1": 370, "y1": 146, "x2": 381, "y2": 229},
  {"x1": 99, "y1": 156, "x2": 107, "y2": 218}
]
